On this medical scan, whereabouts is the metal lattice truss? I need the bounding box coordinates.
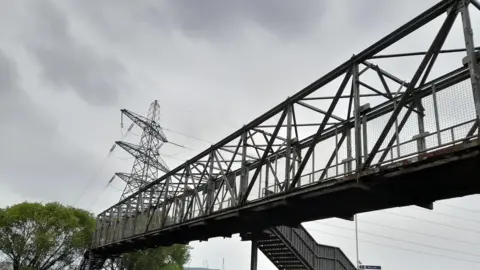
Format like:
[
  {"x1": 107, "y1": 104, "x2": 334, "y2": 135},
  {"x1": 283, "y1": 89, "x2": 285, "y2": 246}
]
[
  {"x1": 93, "y1": 0, "x2": 480, "y2": 250},
  {"x1": 115, "y1": 101, "x2": 170, "y2": 200}
]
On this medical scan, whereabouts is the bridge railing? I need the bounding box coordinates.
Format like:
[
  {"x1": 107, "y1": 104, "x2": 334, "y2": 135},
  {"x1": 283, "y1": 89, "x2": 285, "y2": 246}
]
[
  {"x1": 274, "y1": 225, "x2": 356, "y2": 270},
  {"x1": 92, "y1": 0, "x2": 480, "y2": 250},
  {"x1": 93, "y1": 73, "x2": 478, "y2": 249}
]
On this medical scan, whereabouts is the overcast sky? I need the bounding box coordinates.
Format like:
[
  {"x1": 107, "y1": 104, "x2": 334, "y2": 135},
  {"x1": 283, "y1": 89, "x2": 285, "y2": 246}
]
[{"x1": 1, "y1": 0, "x2": 480, "y2": 269}]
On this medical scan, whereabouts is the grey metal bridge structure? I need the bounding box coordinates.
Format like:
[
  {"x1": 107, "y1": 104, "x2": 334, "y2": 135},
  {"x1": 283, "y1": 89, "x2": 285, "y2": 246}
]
[{"x1": 82, "y1": 0, "x2": 480, "y2": 269}]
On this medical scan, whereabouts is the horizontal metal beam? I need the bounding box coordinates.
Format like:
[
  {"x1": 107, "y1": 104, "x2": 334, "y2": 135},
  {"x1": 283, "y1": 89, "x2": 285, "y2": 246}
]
[
  {"x1": 302, "y1": 92, "x2": 406, "y2": 100},
  {"x1": 370, "y1": 47, "x2": 480, "y2": 59},
  {"x1": 257, "y1": 123, "x2": 337, "y2": 128},
  {"x1": 362, "y1": 61, "x2": 409, "y2": 86},
  {"x1": 297, "y1": 101, "x2": 345, "y2": 121}
]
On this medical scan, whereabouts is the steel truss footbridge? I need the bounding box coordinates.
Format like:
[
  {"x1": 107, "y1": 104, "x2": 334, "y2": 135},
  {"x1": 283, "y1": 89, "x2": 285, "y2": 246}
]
[{"x1": 83, "y1": 0, "x2": 480, "y2": 269}]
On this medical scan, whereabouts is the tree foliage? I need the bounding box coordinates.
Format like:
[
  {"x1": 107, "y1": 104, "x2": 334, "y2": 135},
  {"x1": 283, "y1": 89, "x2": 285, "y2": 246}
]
[
  {"x1": 0, "y1": 202, "x2": 95, "y2": 270},
  {"x1": 0, "y1": 202, "x2": 192, "y2": 270},
  {"x1": 105, "y1": 245, "x2": 192, "y2": 270}
]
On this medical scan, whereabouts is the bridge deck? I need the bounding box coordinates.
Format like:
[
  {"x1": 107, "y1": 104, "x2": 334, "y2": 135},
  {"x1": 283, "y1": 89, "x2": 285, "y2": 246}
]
[{"x1": 93, "y1": 139, "x2": 480, "y2": 256}]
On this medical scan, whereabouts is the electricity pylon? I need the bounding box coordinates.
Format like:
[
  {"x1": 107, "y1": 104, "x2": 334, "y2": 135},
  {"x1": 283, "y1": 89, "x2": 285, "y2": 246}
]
[{"x1": 110, "y1": 100, "x2": 169, "y2": 200}]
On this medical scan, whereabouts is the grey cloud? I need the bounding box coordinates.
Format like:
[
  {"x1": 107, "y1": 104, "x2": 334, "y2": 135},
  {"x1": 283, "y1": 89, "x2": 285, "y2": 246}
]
[
  {"x1": 0, "y1": 50, "x2": 110, "y2": 205},
  {"x1": 0, "y1": 51, "x2": 54, "y2": 134},
  {"x1": 163, "y1": 0, "x2": 325, "y2": 40},
  {"x1": 68, "y1": 0, "x2": 325, "y2": 42},
  {"x1": 33, "y1": 45, "x2": 125, "y2": 106},
  {"x1": 22, "y1": 0, "x2": 126, "y2": 106}
]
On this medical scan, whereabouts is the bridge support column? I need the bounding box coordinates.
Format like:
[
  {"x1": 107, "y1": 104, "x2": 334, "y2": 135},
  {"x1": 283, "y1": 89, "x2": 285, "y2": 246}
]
[
  {"x1": 460, "y1": 0, "x2": 480, "y2": 131},
  {"x1": 250, "y1": 239, "x2": 258, "y2": 270}
]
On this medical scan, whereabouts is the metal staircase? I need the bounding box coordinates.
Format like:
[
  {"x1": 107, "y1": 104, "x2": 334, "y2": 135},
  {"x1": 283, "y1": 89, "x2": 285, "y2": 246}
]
[
  {"x1": 78, "y1": 250, "x2": 107, "y2": 270},
  {"x1": 258, "y1": 224, "x2": 356, "y2": 270}
]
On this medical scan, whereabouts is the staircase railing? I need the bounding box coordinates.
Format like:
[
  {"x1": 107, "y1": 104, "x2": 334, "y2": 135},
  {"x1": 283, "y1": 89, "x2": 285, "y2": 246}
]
[{"x1": 273, "y1": 225, "x2": 356, "y2": 270}]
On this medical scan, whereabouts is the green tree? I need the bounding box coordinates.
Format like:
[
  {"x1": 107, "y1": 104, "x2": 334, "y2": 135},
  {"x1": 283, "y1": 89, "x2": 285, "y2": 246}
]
[
  {"x1": 0, "y1": 202, "x2": 95, "y2": 270},
  {"x1": 0, "y1": 202, "x2": 192, "y2": 269},
  {"x1": 105, "y1": 244, "x2": 192, "y2": 270}
]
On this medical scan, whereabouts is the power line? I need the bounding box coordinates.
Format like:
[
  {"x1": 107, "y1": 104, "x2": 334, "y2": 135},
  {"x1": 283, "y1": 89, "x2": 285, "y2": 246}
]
[
  {"x1": 123, "y1": 125, "x2": 213, "y2": 145},
  {"x1": 109, "y1": 184, "x2": 123, "y2": 192},
  {"x1": 162, "y1": 127, "x2": 213, "y2": 144},
  {"x1": 415, "y1": 207, "x2": 480, "y2": 224},
  {"x1": 307, "y1": 228, "x2": 480, "y2": 265},
  {"x1": 72, "y1": 153, "x2": 111, "y2": 207},
  {"x1": 86, "y1": 181, "x2": 111, "y2": 211},
  {"x1": 87, "y1": 176, "x2": 127, "y2": 212},
  {"x1": 383, "y1": 210, "x2": 480, "y2": 234},
  {"x1": 436, "y1": 201, "x2": 480, "y2": 215},
  {"x1": 354, "y1": 219, "x2": 480, "y2": 246},
  {"x1": 122, "y1": 126, "x2": 205, "y2": 152},
  {"x1": 307, "y1": 223, "x2": 480, "y2": 257},
  {"x1": 167, "y1": 141, "x2": 203, "y2": 153},
  {"x1": 78, "y1": 126, "x2": 136, "y2": 210},
  {"x1": 113, "y1": 156, "x2": 135, "y2": 160}
]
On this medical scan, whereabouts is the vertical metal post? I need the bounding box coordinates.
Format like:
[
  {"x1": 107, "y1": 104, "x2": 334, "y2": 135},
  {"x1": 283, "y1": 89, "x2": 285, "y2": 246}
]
[
  {"x1": 121, "y1": 201, "x2": 131, "y2": 239},
  {"x1": 274, "y1": 155, "x2": 278, "y2": 192},
  {"x1": 192, "y1": 195, "x2": 196, "y2": 219},
  {"x1": 258, "y1": 169, "x2": 262, "y2": 199},
  {"x1": 415, "y1": 94, "x2": 427, "y2": 153},
  {"x1": 394, "y1": 83, "x2": 404, "y2": 158},
  {"x1": 172, "y1": 199, "x2": 178, "y2": 222},
  {"x1": 285, "y1": 105, "x2": 293, "y2": 190},
  {"x1": 251, "y1": 239, "x2": 258, "y2": 270},
  {"x1": 432, "y1": 84, "x2": 442, "y2": 145},
  {"x1": 113, "y1": 205, "x2": 119, "y2": 241},
  {"x1": 229, "y1": 173, "x2": 236, "y2": 206},
  {"x1": 181, "y1": 173, "x2": 188, "y2": 223},
  {"x1": 161, "y1": 177, "x2": 170, "y2": 226},
  {"x1": 362, "y1": 114, "x2": 368, "y2": 163},
  {"x1": 346, "y1": 128, "x2": 353, "y2": 174},
  {"x1": 353, "y1": 64, "x2": 362, "y2": 170},
  {"x1": 297, "y1": 147, "x2": 302, "y2": 181},
  {"x1": 265, "y1": 159, "x2": 270, "y2": 196},
  {"x1": 207, "y1": 153, "x2": 215, "y2": 214},
  {"x1": 461, "y1": 0, "x2": 480, "y2": 128},
  {"x1": 138, "y1": 192, "x2": 144, "y2": 214},
  {"x1": 132, "y1": 196, "x2": 141, "y2": 236},
  {"x1": 148, "y1": 188, "x2": 154, "y2": 210},
  {"x1": 292, "y1": 144, "x2": 298, "y2": 187},
  {"x1": 335, "y1": 126, "x2": 339, "y2": 175},
  {"x1": 240, "y1": 131, "x2": 248, "y2": 199},
  {"x1": 355, "y1": 215, "x2": 360, "y2": 269},
  {"x1": 393, "y1": 101, "x2": 401, "y2": 158},
  {"x1": 311, "y1": 147, "x2": 316, "y2": 183}
]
